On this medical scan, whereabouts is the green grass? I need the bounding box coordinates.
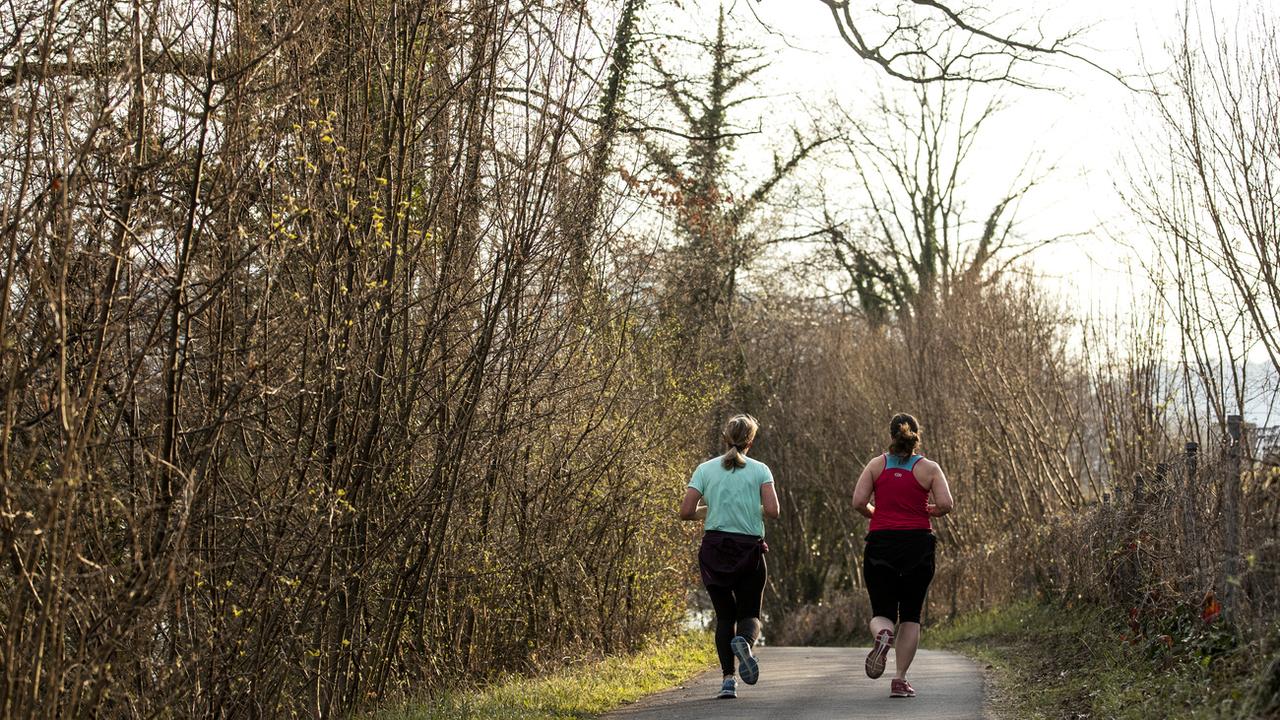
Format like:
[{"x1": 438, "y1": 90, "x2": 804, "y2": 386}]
[
  {"x1": 929, "y1": 600, "x2": 1279, "y2": 719},
  {"x1": 367, "y1": 632, "x2": 715, "y2": 720}
]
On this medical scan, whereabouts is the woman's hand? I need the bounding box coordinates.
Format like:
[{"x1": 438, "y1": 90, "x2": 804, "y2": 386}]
[{"x1": 926, "y1": 502, "x2": 949, "y2": 517}]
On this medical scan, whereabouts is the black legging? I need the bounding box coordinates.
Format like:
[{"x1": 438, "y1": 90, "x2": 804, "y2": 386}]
[{"x1": 705, "y1": 558, "x2": 766, "y2": 676}]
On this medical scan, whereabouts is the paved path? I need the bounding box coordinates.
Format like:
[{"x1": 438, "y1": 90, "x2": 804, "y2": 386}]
[{"x1": 606, "y1": 647, "x2": 987, "y2": 719}]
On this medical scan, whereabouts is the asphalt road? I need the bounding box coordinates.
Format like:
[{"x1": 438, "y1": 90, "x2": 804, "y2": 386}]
[{"x1": 605, "y1": 647, "x2": 987, "y2": 719}]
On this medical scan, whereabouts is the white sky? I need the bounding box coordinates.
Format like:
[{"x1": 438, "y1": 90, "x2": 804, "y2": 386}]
[{"x1": 663, "y1": 0, "x2": 1253, "y2": 317}]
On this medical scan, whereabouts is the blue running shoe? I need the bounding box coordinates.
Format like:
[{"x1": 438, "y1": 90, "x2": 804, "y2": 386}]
[
  {"x1": 731, "y1": 635, "x2": 759, "y2": 685},
  {"x1": 716, "y1": 676, "x2": 737, "y2": 699}
]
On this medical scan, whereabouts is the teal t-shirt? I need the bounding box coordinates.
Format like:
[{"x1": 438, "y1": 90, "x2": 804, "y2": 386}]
[{"x1": 688, "y1": 456, "x2": 774, "y2": 537}]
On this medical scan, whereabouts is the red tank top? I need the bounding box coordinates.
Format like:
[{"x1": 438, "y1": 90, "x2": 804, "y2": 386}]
[{"x1": 868, "y1": 453, "x2": 932, "y2": 532}]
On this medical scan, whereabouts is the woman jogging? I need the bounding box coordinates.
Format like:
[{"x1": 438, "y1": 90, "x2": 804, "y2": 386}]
[
  {"x1": 851, "y1": 413, "x2": 953, "y2": 698},
  {"x1": 679, "y1": 414, "x2": 780, "y2": 700}
]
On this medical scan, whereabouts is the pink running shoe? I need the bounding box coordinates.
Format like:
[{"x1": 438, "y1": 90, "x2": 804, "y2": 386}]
[
  {"x1": 864, "y1": 628, "x2": 894, "y2": 679},
  {"x1": 890, "y1": 678, "x2": 916, "y2": 697}
]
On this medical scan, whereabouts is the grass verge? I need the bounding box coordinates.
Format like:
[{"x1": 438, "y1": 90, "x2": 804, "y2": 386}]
[
  {"x1": 929, "y1": 599, "x2": 1279, "y2": 719},
  {"x1": 367, "y1": 631, "x2": 715, "y2": 720}
]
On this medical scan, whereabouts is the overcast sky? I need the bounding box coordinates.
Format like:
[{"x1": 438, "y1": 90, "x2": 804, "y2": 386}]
[{"x1": 662, "y1": 0, "x2": 1254, "y2": 317}]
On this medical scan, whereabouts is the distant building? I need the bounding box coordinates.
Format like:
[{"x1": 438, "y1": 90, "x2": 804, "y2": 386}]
[{"x1": 1245, "y1": 423, "x2": 1280, "y2": 466}]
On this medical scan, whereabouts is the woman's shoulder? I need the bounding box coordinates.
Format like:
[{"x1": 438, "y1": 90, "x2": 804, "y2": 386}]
[
  {"x1": 743, "y1": 456, "x2": 774, "y2": 479},
  {"x1": 913, "y1": 456, "x2": 941, "y2": 475},
  {"x1": 696, "y1": 457, "x2": 724, "y2": 472}
]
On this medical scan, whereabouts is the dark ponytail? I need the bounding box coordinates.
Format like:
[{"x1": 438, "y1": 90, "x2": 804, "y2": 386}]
[{"x1": 888, "y1": 412, "x2": 921, "y2": 458}]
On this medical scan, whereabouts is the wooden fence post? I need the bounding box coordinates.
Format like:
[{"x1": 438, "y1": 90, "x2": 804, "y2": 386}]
[
  {"x1": 1152, "y1": 462, "x2": 1165, "y2": 514},
  {"x1": 1181, "y1": 444, "x2": 1198, "y2": 582},
  {"x1": 1224, "y1": 416, "x2": 1243, "y2": 616},
  {"x1": 1125, "y1": 472, "x2": 1147, "y2": 598},
  {"x1": 1184, "y1": 443, "x2": 1198, "y2": 566}
]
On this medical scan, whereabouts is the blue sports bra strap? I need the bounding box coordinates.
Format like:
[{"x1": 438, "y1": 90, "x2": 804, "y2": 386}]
[{"x1": 886, "y1": 453, "x2": 923, "y2": 471}]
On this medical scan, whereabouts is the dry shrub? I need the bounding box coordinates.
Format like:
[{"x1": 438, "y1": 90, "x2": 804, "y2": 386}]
[
  {"x1": 752, "y1": 270, "x2": 1279, "y2": 646},
  {"x1": 742, "y1": 278, "x2": 1096, "y2": 640},
  {"x1": 772, "y1": 592, "x2": 872, "y2": 647},
  {"x1": 0, "y1": 1, "x2": 714, "y2": 717},
  {"x1": 1036, "y1": 448, "x2": 1280, "y2": 641}
]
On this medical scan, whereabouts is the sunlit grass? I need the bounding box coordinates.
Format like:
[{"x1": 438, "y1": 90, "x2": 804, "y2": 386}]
[
  {"x1": 929, "y1": 599, "x2": 1277, "y2": 719},
  {"x1": 368, "y1": 631, "x2": 715, "y2": 720}
]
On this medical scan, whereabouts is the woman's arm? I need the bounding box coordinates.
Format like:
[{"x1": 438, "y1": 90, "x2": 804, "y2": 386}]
[
  {"x1": 761, "y1": 482, "x2": 780, "y2": 520},
  {"x1": 851, "y1": 459, "x2": 877, "y2": 519},
  {"x1": 679, "y1": 487, "x2": 706, "y2": 521},
  {"x1": 923, "y1": 461, "x2": 954, "y2": 517}
]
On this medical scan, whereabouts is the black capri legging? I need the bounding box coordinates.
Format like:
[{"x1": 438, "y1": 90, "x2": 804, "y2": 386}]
[
  {"x1": 699, "y1": 531, "x2": 767, "y2": 676},
  {"x1": 862, "y1": 530, "x2": 936, "y2": 625},
  {"x1": 706, "y1": 562, "x2": 765, "y2": 677}
]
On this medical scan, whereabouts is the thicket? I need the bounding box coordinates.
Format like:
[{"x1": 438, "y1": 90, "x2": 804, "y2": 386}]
[
  {"x1": 4, "y1": 0, "x2": 1276, "y2": 716},
  {"x1": 0, "y1": 1, "x2": 716, "y2": 716},
  {"x1": 761, "y1": 14, "x2": 1280, "y2": 703}
]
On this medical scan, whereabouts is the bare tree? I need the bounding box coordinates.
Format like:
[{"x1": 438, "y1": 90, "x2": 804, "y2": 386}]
[
  {"x1": 1129, "y1": 4, "x2": 1280, "y2": 436},
  {"x1": 813, "y1": 81, "x2": 1053, "y2": 322},
  {"x1": 812, "y1": 0, "x2": 1117, "y2": 87},
  {"x1": 639, "y1": 8, "x2": 833, "y2": 340}
]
